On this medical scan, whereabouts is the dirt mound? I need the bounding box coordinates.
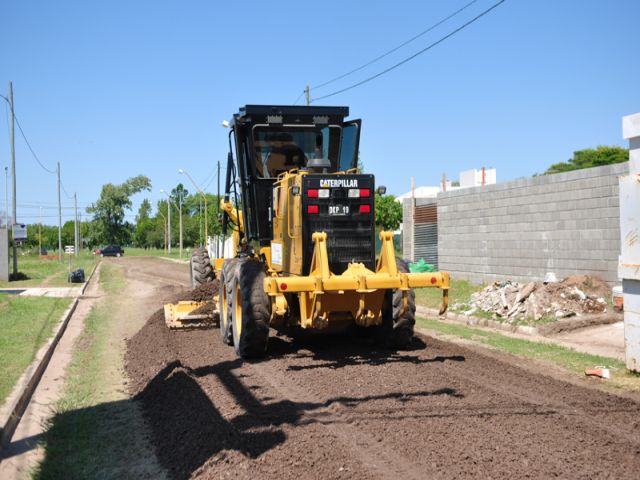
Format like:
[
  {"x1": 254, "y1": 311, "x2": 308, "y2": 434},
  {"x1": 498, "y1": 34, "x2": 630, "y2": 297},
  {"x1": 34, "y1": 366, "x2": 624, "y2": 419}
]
[
  {"x1": 185, "y1": 281, "x2": 219, "y2": 302},
  {"x1": 561, "y1": 274, "x2": 610, "y2": 299},
  {"x1": 469, "y1": 275, "x2": 610, "y2": 322}
]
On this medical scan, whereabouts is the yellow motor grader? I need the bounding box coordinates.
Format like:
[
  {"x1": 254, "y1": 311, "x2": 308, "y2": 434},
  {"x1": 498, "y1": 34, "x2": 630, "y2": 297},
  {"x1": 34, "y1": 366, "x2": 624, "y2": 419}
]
[{"x1": 171, "y1": 105, "x2": 449, "y2": 358}]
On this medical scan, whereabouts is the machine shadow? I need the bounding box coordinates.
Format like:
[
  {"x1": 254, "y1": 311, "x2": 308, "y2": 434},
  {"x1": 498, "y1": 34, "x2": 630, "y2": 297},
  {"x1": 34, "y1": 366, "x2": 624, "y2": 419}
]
[
  {"x1": 266, "y1": 333, "x2": 466, "y2": 371},
  {"x1": 132, "y1": 358, "x2": 463, "y2": 479}
]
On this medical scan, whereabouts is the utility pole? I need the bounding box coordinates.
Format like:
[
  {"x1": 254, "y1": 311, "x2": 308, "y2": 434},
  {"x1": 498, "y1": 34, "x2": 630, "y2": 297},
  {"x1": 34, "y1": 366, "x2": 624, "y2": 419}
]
[
  {"x1": 39, "y1": 206, "x2": 42, "y2": 255},
  {"x1": 9, "y1": 82, "x2": 17, "y2": 276},
  {"x1": 178, "y1": 192, "x2": 183, "y2": 259},
  {"x1": 4, "y1": 166, "x2": 8, "y2": 228},
  {"x1": 57, "y1": 162, "x2": 62, "y2": 262},
  {"x1": 160, "y1": 189, "x2": 173, "y2": 255},
  {"x1": 166, "y1": 200, "x2": 171, "y2": 255},
  {"x1": 305, "y1": 85, "x2": 311, "y2": 106},
  {"x1": 217, "y1": 159, "x2": 220, "y2": 258},
  {"x1": 74, "y1": 192, "x2": 78, "y2": 256}
]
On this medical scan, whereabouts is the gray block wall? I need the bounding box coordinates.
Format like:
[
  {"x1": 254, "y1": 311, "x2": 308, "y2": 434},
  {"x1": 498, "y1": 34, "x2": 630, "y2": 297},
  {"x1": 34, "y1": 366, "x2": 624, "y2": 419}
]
[
  {"x1": 436, "y1": 162, "x2": 628, "y2": 285},
  {"x1": 402, "y1": 197, "x2": 414, "y2": 262}
]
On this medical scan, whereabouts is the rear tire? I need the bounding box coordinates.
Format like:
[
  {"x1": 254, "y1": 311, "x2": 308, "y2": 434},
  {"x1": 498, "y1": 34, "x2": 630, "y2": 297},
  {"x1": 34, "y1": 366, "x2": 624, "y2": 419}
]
[
  {"x1": 377, "y1": 258, "x2": 416, "y2": 349},
  {"x1": 190, "y1": 247, "x2": 214, "y2": 288},
  {"x1": 231, "y1": 259, "x2": 270, "y2": 358},
  {"x1": 219, "y1": 258, "x2": 242, "y2": 345}
]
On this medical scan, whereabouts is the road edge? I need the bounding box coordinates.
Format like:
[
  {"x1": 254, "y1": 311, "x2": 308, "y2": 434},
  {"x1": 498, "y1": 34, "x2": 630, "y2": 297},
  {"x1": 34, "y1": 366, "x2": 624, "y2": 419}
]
[
  {"x1": 416, "y1": 305, "x2": 539, "y2": 336},
  {"x1": 0, "y1": 261, "x2": 100, "y2": 454}
]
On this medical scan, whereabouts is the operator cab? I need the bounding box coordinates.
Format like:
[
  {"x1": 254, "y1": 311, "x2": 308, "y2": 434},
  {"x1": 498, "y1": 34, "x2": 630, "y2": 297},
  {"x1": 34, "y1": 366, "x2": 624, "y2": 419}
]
[{"x1": 229, "y1": 105, "x2": 361, "y2": 246}]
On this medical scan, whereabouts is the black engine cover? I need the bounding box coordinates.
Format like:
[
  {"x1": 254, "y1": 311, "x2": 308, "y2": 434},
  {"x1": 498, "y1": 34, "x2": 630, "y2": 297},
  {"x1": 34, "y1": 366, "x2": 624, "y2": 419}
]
[{"x1": 302, "y1": 174, "x2": 375, "y2": 275}]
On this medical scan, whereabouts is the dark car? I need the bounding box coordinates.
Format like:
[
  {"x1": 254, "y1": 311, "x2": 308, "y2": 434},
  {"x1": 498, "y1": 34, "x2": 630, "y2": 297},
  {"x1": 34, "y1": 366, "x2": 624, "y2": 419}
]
[{"x1": 100, "y1": 245, "x2": 124, "y2": 257}]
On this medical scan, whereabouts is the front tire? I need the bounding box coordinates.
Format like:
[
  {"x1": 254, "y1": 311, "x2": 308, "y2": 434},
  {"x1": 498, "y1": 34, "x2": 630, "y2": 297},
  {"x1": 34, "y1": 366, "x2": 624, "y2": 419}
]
[
  {"x1": 376, "y1": 258, "x2": 416, "y2": 348},
  {"x1": 231, "y1": 259, "x2": 270, "y2": 358},
  {"x1": 190, "y1": 247, "x2": 214, "y2": 288},
  {"x1": 219, "y1": 258, "x2": 242, "y2": 345}
]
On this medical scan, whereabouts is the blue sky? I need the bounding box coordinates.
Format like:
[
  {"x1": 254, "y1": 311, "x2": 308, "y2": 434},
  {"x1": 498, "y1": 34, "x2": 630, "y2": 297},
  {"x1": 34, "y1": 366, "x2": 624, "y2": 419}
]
[{"x1": 1, "y1": 0, "x2": 639, "y2": 225}]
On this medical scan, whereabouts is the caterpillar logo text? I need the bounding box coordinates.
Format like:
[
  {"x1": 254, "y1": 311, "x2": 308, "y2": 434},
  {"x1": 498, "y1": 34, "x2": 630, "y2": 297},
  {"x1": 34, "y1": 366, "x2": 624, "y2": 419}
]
[{"x1": 319, "y1": 178, "x2": 359, "y2": 188}]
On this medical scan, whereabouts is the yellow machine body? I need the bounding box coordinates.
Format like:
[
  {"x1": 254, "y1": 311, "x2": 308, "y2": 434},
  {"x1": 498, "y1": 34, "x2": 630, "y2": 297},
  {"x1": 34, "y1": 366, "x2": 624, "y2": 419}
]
[{"x1": 215, "y1": 169, "x2": 449, "y2": 331}]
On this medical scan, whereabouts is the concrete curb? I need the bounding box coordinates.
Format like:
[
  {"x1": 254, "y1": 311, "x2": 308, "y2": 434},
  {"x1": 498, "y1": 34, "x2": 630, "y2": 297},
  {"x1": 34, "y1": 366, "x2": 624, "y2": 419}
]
[
  {"x1": 416, "y1": 305, "x2": 539, "y2": 336},
  {"x1": 81, "y1": 260, "x2": 99, "y2": 295},
  {"x1": 0, "y1": 260, "x2": 99, "y2": 453}
]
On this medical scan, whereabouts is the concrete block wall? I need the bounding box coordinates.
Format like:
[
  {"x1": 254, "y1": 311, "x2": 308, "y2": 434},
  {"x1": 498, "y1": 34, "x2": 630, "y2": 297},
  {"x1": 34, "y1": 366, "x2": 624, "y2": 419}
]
[
  {"x1": 437, "y1": 162, "x2": 629, "y2": 285},
  {"x1": 402, "y1": 198, "x2": 413, "y2": 261}
]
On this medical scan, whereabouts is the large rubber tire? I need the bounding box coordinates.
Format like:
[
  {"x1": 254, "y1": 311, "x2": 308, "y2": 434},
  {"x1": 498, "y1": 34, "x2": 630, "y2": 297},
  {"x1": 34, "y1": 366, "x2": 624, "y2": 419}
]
[
  {"x1": 377, "y1": 258, "x2": 416, "y2": 349},
  {"x1": 218, "y1": 258, "x2": 242, "y2": 345},
  {"x1": 190, "y1": 247, "x2": 214, "y2": 288},
  {"x1": 231, "y1": 259, "x2": 270, "y2": 359}
]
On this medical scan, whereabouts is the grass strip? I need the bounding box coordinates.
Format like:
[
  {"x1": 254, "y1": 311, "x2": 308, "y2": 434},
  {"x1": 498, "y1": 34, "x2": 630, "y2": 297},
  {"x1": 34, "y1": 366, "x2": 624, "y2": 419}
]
[
  {"x1": 0, "y1": 294, "x2": 72, "y2": 405},
  {"x1": 414, "y1": 279, "x2": 484, "y2": 310},
  {"x1": 417, "y1": 316, "x2": 640, "y2": 390},
  {"x1": 34, "y1": 263, "x2": 164, "y2": 480},
  {"x1": 0, "y1": 253, "x2": 97, "y2": 288},
  {"x1": 123, "y1": 247, "x2": 186, "y2": 260}
]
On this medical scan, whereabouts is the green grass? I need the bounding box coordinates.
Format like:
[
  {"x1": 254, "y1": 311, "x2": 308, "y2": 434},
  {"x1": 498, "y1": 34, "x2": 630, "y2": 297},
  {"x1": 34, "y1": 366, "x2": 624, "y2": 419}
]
[
  {"x1": 0, "y1": 252, "x2": 97, "y2": 288},
  {"x1": 0, "y1": 293, "x2": 72, "y2": 405},
  {"x1": 417, "y1": 316, "x2": 640, "y2": 390},
  {"x1": 34, "y1": 264, "x2": 165, "y2": 480},
  {"x1": 414, "y1": 279, "x2": 484, "y2": 310},
  {"x1": 123, "y1": 246, "x2": 189, "y2": 260}
]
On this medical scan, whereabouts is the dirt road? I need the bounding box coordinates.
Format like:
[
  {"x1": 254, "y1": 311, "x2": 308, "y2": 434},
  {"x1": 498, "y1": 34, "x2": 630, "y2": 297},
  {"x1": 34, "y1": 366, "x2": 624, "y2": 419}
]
[{"x1": 121, "y1": 257, "x2": 640, "y2": 480}]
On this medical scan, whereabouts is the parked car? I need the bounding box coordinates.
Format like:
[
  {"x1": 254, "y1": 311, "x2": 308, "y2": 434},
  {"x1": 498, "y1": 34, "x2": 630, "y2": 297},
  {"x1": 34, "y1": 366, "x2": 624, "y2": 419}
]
[{"x1": 99, "y1": 245, "x2": 124, "y2": 257}]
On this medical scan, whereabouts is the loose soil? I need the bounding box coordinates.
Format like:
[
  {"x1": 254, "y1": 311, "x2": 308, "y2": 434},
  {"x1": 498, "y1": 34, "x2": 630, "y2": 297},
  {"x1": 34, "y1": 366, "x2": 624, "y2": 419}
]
[{"x1": 125, "y1": 263, "x2": 640, "y2": 479}]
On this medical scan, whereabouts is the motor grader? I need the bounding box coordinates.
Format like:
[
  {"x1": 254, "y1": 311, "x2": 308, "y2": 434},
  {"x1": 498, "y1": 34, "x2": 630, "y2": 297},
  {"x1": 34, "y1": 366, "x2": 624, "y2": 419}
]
[{"x1": 172, "y1": 105, "x2": 449, "y2": 358}]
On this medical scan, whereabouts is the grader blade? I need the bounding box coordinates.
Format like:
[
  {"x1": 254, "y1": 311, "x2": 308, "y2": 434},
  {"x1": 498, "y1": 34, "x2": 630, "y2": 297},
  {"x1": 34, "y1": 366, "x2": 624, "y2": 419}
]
[{"x1": 163, "y1": 301, "x2": 219, "y2": 329}]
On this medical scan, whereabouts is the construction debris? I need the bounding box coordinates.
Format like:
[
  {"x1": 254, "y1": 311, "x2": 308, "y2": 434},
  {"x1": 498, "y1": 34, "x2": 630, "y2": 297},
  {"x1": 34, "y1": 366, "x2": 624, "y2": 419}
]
[
  {"x1": 468, "y1": 275, "x2": 609, "y2": 323},
  {"x1": 585, "y1": 367, "x2": 611, "y2": 379}
]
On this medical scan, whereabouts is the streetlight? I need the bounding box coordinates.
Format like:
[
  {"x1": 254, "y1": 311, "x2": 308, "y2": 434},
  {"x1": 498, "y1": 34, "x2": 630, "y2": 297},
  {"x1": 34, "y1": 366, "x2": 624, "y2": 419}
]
[
  {"x1": 159, "y1": 189, "x2": 174, "y2": 255},
  {"x1": 157, "y1": 208, "x2": 167, "y2": 254},
  {"x1": 178, "y1": 168, "x2": 208, "y2": 248},
  {"x1": 162, "y1": 188, "x2": 184, "y2": 259}
]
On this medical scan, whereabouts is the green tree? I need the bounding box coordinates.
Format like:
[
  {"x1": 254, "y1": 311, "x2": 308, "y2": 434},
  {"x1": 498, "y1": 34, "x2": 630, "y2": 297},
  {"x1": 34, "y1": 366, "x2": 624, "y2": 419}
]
[
  {"x1": 375, "y1": 194, "x2": 402, "y2": 231},
  {"x1": 134, "y1": 199, "x2": 154, "y2": 247},
  {"x1": 87, "y1": 175, "x2": 151, "y2": 245},
  {"x1": 545, "y1": 146, "x2": 628, "y2": 174}
]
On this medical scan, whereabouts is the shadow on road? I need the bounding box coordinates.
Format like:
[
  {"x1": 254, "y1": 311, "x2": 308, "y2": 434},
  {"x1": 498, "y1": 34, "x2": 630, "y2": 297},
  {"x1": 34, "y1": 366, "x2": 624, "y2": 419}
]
[
  {"x1": 265, "y1": 334, "x2": 466, "y2": 371},
  {"x1": 130, "y1": 357, "x2": 463, "y2": 480}
]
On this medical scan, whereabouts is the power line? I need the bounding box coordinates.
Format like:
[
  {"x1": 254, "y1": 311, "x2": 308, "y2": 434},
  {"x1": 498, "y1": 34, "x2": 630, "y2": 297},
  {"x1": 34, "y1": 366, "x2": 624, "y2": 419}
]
[
  {"x1": 312, "y1": 0, "x2": 506, "y2": 103},
  {"x1": 60, "y1": 178, "x2": 74, "y2": 200},
  {"x1": 310, "y1": 0, "x2": 480, "y2": 92},
  {"x1": 0, "y1": 95, "x2": 57, "y2": 175},
  {"x1": 293, "y1": 90, "x2": 305, "y2": 105}
]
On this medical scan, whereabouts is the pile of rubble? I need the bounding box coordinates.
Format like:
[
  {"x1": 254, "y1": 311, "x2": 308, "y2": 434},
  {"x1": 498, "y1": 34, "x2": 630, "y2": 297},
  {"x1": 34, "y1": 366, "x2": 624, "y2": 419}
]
[{"x1": 467, "y1": 275, "x2": 610, "y2": 322}]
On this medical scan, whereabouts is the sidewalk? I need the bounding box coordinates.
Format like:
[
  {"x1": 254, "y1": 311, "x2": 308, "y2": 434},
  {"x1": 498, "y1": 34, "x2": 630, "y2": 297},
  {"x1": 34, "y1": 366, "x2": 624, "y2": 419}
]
[{"x1": 0, "y1": 287, "x2": 83, "y2": 298}]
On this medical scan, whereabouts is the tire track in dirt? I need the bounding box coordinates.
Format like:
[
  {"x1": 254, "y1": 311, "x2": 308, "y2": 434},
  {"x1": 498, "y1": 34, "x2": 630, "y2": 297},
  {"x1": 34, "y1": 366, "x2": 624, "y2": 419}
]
[{"x1": 251, "y1": 355, "x2": 431, "y2": 480}]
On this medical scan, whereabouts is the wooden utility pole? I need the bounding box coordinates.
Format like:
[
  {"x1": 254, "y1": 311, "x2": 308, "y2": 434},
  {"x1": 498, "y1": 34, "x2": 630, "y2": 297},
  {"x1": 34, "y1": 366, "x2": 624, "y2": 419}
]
[
  {"x1": 39, "y1": 206, "x2": 42, "y2": 255},
  {"x1": 178, "y1": 192, "x2": 183, "y2": 259},
  {"x1": 74, "y1": 193, "x2": 78, "y2": 256},
  {"x1": 305, "y1": 85, "x2": 310, "y2": 106},
  {"x1": 216, "y1": 159, "x2": 220, "y2": 257},
  {"x1": 57, "y1": 162, "x2": 62, "y2": 261},
  {"x1": 8, "y1": 82, "x2": 17, "y2": 276}
]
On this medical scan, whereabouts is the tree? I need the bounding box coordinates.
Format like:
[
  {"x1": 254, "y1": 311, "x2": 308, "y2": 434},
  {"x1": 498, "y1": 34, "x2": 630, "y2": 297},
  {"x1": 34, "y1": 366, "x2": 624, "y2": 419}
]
[
  {"x1": 545, "y1": 146, "x2": 628, "y2": 174},
  {"x1": 87, "y1": 175, "x2": 151, "y2": 245},
  {"x1": 134, "y1": 199, "x2": 154, "y2": 247},
  {"x1": 375, "y1": 194, "x2": 403, "y2": 231}
]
